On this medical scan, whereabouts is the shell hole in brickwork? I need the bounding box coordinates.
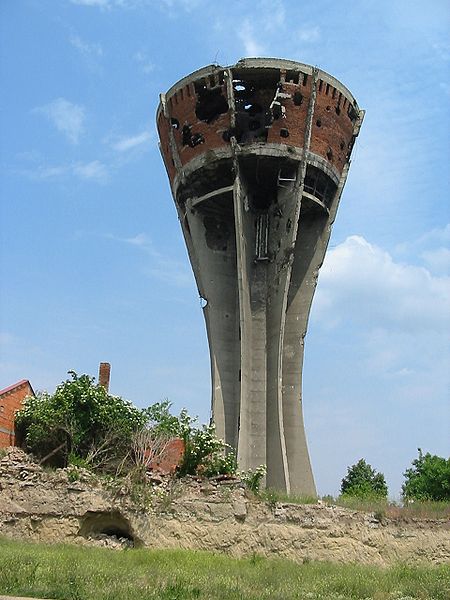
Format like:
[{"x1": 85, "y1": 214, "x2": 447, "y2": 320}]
[
  {"x1": 316, "y1": 119, "x2": 322, "y2": 127},
  {"x1": 280, "y1": 128, "x2": 289, "y2": 138},
  {"x1": 182, "y1": 124, "x2": 205, "y2": 148},
  {"x1": 326, "y1": 105, "x2": 331, "y2": 112},
  {"x1": 340, "y1": 140, "x2": 345, "y2": 150},
  {"x1": 293, "y1": 91, "x2": 303, "y2": 106},
  {"x1": 170, "y1": 118, "x2": 179, "y2": 130},
  {"x1": 249, "y1": 119, "x2": 261, "y2": 131},
  {"x1": 195, "y1": 86, "x2": 229, "y2": 124}
]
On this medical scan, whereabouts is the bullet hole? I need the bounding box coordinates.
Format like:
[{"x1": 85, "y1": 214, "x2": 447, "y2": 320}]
[
  {"x1": 293, "y1": 91, "x2": 303, "y2": 106},
  {"x1": 195, "y1": 86, "x2": 229, "y2": 123},
  {"x1": 326, "y1": 105, "x2": 331, "y2": 112},
  {"x1": 326, "y1": 148, "x2": 333, "y2": 161},
  {"x1": 244, "y1": 102, "x2": 263, "y2": 117},
  {"x1": 316, "y1": 119, "x2": 322, "y2": 127},
  {"x1": 335, "y1": 106, "x2": 341, "y2": 116},
  {"x1": 170, "y1": 117, "x2": 180, "y2": 129},
  {"x1": 182, "y1": 125, "x2": 192, "y2": 145},
  {"x1": 280, "y1": 128, "x2": 289, "y2": 138},
  {"x1": 182, "y1": 124, "x2": 204, "y2": 148},
  {"x1": 233, "y1": 81, "x2": 254, "y2": 98},
  {"x1": 340, "y1": 140, "x2": 345, "y2": 150},
  {"x1": 190, "y1": 133, "x2": 205, "y2": 147}
]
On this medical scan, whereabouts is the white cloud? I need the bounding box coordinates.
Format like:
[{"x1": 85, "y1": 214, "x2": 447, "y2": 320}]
[
  {"x1": 133, "y1": 51, "x2": 154, "y2": 74},
  {"x1": 73, "y1": 160, "x2": 109, "y2": 183},
  {"x1": 70, "y1": 34, "x2": 103, "y2": 58},
  {"x1": 21, "y1": 161, "x2": 108, "y2": 184},
  {"x1": 112, "y1": 130, "x2": 152, "y2": 152},
  {"x1": 313, "y1": 235, "x2": 450, "y2": 333},
  {"x1": 421, "y1": 247, "x2": 450, "y2": 275},
  {"x1": 70, "y1": 0, "x2": 111, "y2": 7},
  {"x1": 237, "y1": 20, "x2": 266, "y2": 57},
  {"x1": 297, "y1": 26, "x2": 320, "y2": 43},
  {"x1": 34, "y1": 98, "x2": 85, "y2": 144},
  {"x1": 107, "y1": 232, "x2": 192, "y2": 287}
]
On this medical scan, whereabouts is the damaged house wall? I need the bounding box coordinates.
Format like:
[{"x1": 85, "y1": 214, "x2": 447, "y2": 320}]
[{"x1": 156, "y1": 58, "x2": 364, "y2": 495}]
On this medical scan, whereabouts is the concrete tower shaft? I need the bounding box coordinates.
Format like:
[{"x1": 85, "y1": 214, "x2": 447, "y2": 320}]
[{"x1": 157, "y1": 58, "x2": 364, "y2": 495}]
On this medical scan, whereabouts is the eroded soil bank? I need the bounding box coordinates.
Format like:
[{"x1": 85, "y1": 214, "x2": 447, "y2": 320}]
[{"x1": 1, "y1": 448, "x2": 448, "y2": 566}]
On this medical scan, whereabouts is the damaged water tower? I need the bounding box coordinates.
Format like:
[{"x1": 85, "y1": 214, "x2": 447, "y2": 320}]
[{"x1": 157, "y1": 58, "x2": 364, "y2": 495}]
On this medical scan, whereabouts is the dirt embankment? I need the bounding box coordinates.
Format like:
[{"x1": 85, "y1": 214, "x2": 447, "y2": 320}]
[{"x1": 0, "y1": 448, "x2": 449, "y2": 566}]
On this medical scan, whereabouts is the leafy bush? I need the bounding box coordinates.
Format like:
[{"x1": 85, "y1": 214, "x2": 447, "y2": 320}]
[
  {"x1": 241, "y1": 465, "x2": 267, "y2": 493},
  {"x1": 15, "y1": 371, "x2": 146, "y2": 468},
  {"x1": 340, "y1": 459, "x2": 388, "y2": 500},
  {"x1": 143, "y1": 401, "x2": 237, "y2": 478},
  {"x1": 402, "y1": 449, "x2": 450, "y2": 502}
]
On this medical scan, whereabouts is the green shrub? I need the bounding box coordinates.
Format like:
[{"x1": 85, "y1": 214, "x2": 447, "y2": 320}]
[
  {"x1": 15, "y1": 371, "x2": 146, "y2": 469},
  {"x1": 241, "y1": 465, "x2": 267, "y2": 493},
  {"x1": 340, "y1": 458, "x2": 388, "y2": 500},
  {"x1": 402, "y1": 449, "x2": 450, "y2": 502}
]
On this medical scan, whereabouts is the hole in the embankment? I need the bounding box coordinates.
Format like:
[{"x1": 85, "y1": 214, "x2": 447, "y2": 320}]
[{"x1": 79, "y1": 510, "x2": 140, "y2": 547}]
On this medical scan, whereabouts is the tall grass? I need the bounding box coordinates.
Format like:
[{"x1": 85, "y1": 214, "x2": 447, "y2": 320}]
[{"x1": 0, "y1": 538, "x2": 449, "y2": 600}]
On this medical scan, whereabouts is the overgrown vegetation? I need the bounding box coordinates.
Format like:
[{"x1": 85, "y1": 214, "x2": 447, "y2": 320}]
[
  {"x1": 0, "y1": 539, "x2": 448, "y2": 600},
  {"x1": 15, "y1": 371, "x2": 146, "y2": 471},
  {"x1": 11, "y1": 371, "x2": 450, "y2": 511},
  {"x1": 340, "y1": 458, "x2": 388, "y2": 500},
  {"x1": 14, "y1": 373, "x2": 237, "y2": 483}
]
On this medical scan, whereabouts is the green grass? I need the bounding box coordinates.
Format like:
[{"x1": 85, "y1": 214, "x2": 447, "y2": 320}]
[{"x1": 0, "y1": 538, "x2": 449, "y2": 600}]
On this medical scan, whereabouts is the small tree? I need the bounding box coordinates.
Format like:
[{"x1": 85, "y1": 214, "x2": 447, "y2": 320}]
[
  {"x1": 15, "y1": 371, "x2": 146, "y2": 468},
  {"x1": 402, "y1": 449, "x2": 450, "y2": 502},
  {"x1": 340, "y1": 459, "x2": 388, "y2": 499}
]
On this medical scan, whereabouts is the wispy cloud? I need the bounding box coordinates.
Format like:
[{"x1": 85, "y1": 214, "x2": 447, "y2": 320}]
[
  {"x1": 70, "y1": 0, "x2": 111, "y2": 7},
  {"x1": 70, "y1": 34, "x2": 103, "y2": 58},
  {"x1": 133, "y1": 51, "x2": 154, "y2": 74},
  {"x1": 297, "y1": 26, "x2": 320, "y2": 43},
  {"x1": 237, "y1": 20, "x2": 266, "y2": 57},
  {"x1": 106, "y1": 232, "x2": 192, "y2": 287},
  {"x1": 21, "y1": 160, "x2": 109, "y2": 184},
  {"x1": 73, "y1": 160, "x2": 109, "y2": 183},
  {"x1": 112, "y1": 130, "x2": 152, "y2": 152},
  {"x1": 33, "y1": 98, "x2": 85, "y2": 144}
]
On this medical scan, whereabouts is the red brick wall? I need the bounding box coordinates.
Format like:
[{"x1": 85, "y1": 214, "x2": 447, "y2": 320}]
[
  {"x1": 310, "y1": 79, "x2": 355, "y2": 173},
  {"x1": 0, "y1": 381, "x2": 33, "y2": 447},
  {"x1": 158, "y1": 67, "x2": 358, "y2": 188},
  {"x1": 148, "y1": 438, "x2": 185, "y2": 475}
]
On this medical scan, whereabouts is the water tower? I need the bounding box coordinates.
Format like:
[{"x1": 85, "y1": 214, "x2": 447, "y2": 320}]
[{"x1": 156, "y1": 58, "x2": 364, "y2": 494}]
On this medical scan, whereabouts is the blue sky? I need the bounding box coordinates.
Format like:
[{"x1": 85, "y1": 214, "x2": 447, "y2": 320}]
[{"x1": 1, "y1": 0, "x2": 449, "y2": 497}]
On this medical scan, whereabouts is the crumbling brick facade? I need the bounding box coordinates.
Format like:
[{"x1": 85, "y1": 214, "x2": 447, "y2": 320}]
[{"x1": 0, "y1": 380, "x2": 34, "y2": 447}]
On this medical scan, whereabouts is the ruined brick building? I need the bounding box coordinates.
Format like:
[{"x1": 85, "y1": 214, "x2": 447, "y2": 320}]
[
  {"x1": 0, "y1": 380, "x2": 34, "y2": 447},
  {"x1": 157, "y1": 58, "x2": 363, "y2": 494}
]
